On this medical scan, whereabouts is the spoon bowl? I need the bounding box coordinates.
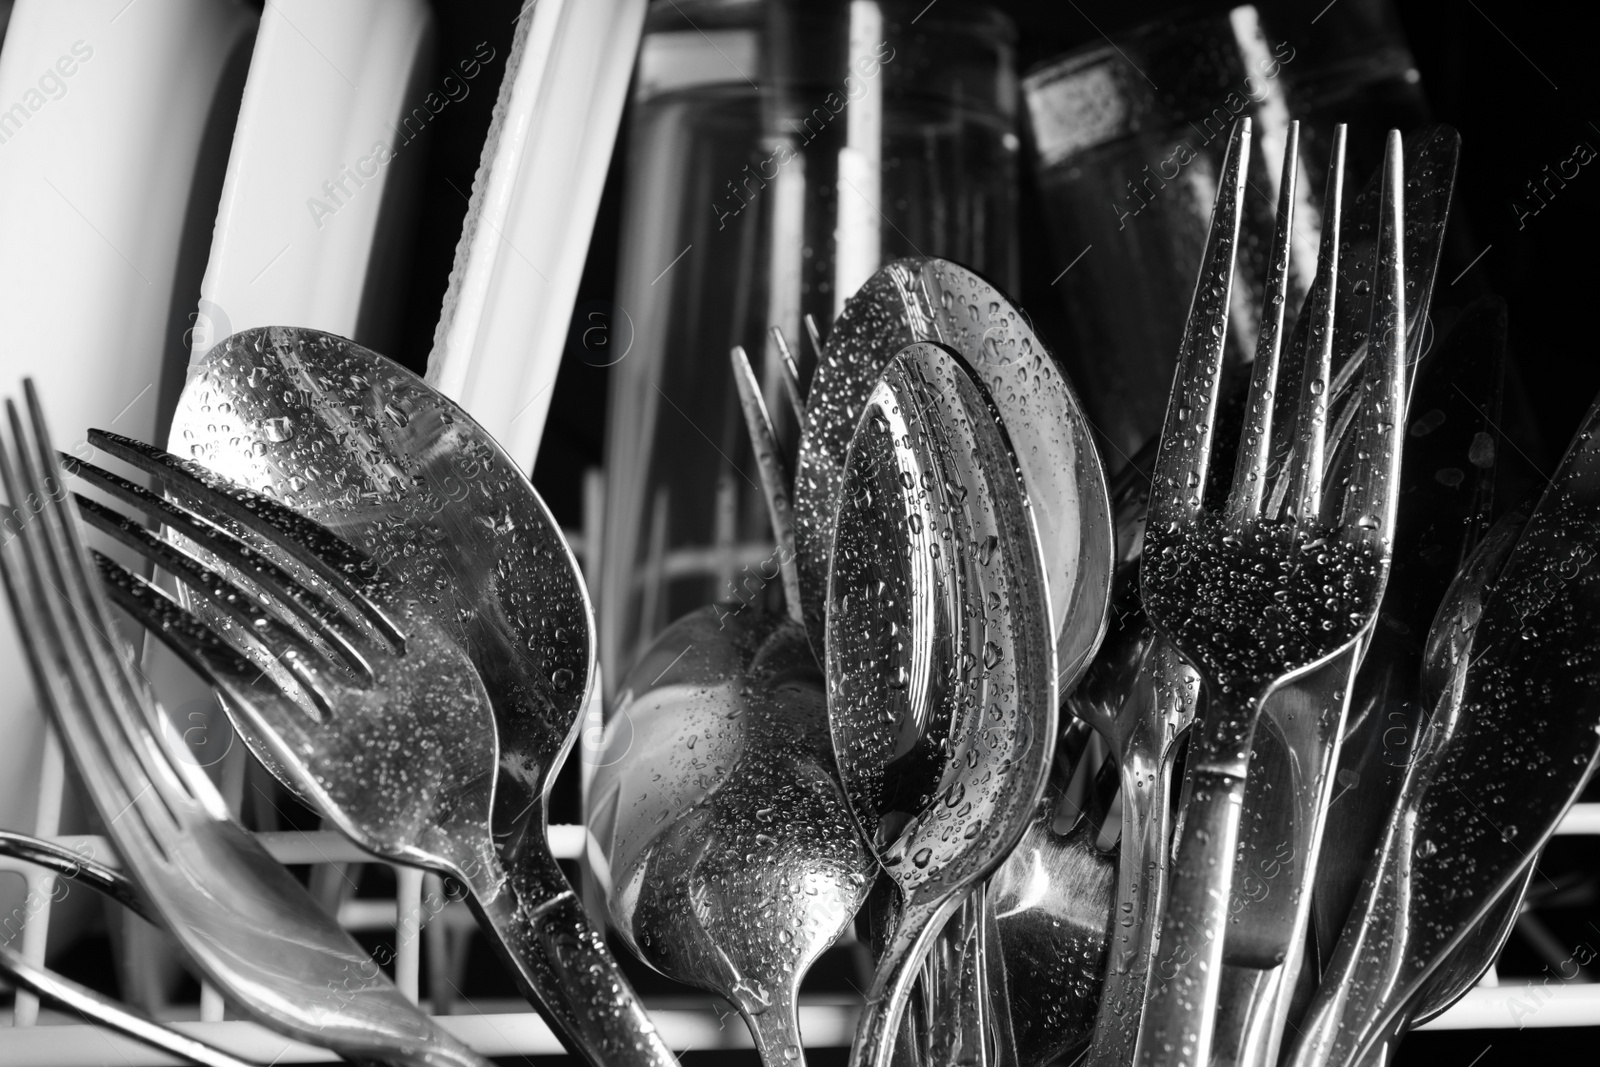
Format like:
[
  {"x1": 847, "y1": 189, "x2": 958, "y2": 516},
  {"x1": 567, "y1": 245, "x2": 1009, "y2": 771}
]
[
  {"x1": 795, "y1": 257, "x2": 1111, "y2": 683},
  {"x1": 588, "y1": 605, "x2": 874, "y2": 1067}
]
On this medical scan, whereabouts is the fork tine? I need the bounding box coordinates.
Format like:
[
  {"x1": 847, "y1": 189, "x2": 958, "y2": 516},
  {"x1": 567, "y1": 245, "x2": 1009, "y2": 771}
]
[
  {"x1": 65, "y1": 453, "x2": 375, "y2": 666},
  {"x1": 768, "y1": 326, "x2": 807, "y2": 420},
  {"x1": 1340, "y1": 131, "x2": 1407, "y2": 546},
  {"x1": 1148, "y1": 118, "x2": 1251, "y2": 532},
  {"x1": 1224, "y1": 121, "x2": 1301, "y2": 529},
  {"x1": 731, "y1": 345, "x2": 804, "y2": 623},
  {"x1": 803, "y1": 311, "x2": 826, "y2": 371},
  {"x1": 72, "y1": 489, "x2": 371, "y2": 681},
  {"x1": 1282, "y1": 125, "x2": 1347, "y2": 523},
  {"x1": 86, "y1": 429, "x2": 404, "y2": 652},
  {"x1": 93, "y1": 548, "x2": 339, "y2": 727},
  {"x1": 6, "y1": 393, "x2": 200, "y2": 836},
  {"x1": 93, "y1": 549, "x2": 263, "y2": 680},
  {"x1": 0, "y1": 423, "x2": 146, "y2": 837},
  {"x1": 73, "y1": 495, "x2": 354, "y2": 704}
]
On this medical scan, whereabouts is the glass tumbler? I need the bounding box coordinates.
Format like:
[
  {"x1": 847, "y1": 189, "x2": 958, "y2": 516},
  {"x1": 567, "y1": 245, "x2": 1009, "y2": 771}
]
[
  {"x1": 599, "y1": 0, "x2": 1018, "y2": 684},
  {"x1": 1021, "y1": 1, "x2": 1428, "y2": 467}
]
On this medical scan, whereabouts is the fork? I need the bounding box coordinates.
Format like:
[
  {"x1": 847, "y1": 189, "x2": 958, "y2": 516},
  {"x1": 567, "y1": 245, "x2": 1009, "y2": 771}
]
[
  {"x1": 1133, "y1": 118, "x2": 1407, "y2": 1067},
  {"x1": 0, "y1": 383, "x2": 489, "y2": 1067},
  {"x1": 61, "y1": 430, "x2": 674, "y2": 1067},
  {"x1": 0, "y1": 830, "x2": 256, "y2": 1067},
  {"x1": 0, "y1": 943, "x2": 255, "y2": 1067}
]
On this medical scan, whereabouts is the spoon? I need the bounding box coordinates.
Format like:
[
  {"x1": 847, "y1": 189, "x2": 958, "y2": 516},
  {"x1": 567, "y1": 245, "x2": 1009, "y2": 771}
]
[
  {"x1": 174, "y1": 326, "x2": 676, "y2": 1067},
  {"x1": 828, "y1": 341, "x2": 1057, "y2": 1067},
  {"x1": 1286, "y1": 388, "x2": 1600, "y2": 1067},
  {"x1": 920, "y1": 433, "x2": 1153, "y2": 1067},
  {"x1": 588, "y1": 605, "x2": 873, "y2": 1067},
  {"x1": 795, "y1": 259, "x2": 1113, "y2": 1062},
  {"x1": 793, "y1": 256, "x2": 1112, "y2": 685}
]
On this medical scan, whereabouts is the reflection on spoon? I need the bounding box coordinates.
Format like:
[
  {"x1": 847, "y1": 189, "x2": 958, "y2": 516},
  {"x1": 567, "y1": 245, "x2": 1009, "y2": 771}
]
[{"x1": 590, "y1": 606, "x2": 873, "y2": 1067}]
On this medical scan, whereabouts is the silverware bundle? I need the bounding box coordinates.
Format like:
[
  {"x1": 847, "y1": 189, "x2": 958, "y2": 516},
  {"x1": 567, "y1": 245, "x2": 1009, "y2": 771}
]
[{"x1": 2, "y1": 117, "x2": 1598, "y2": 1067}]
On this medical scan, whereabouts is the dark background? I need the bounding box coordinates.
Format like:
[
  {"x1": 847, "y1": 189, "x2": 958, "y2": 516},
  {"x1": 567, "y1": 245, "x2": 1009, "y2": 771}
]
[
  {"x1": 375, "y1": 0, "x2": 1600, "y2": 528},
  {"x1": 520, "y1": 0, "x2": 1600, "y2": 533}
]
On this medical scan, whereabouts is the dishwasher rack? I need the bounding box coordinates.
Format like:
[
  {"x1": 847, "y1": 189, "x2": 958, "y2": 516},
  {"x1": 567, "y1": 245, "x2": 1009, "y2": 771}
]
[
  {"x1": 4, "y1": 472, "x2": 1600, "y2": 1063},
  {"x1": 5, "y1": 807, "x2": 1600, "y2": 1064}
]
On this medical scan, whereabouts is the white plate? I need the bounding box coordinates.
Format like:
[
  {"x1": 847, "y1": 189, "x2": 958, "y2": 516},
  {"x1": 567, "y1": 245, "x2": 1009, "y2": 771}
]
[
  {"x1": 425, "y1": 0, "x2": 646, "y2": 471},
  {"x1": 188, "y1": 0, "x2": 434, "y2": 362},
  {"x1": 0, "y1": 0, "x2": 257, "y2": 1001}
]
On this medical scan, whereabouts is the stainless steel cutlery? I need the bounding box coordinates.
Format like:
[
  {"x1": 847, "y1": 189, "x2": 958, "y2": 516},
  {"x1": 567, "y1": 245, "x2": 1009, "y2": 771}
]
[
  {"x1": 165, "y1": 326, "x2": 675, "y2": 1067},
  {"x1": 0, "y1": 103, "x2": 1593, "y2": 1067},
  {"x1": 0, "y1": 383, "x2": 488, "y2": 1067},
  {"x1": 1287, "y1": 388, "x2": 1600, "y2": 1067}
]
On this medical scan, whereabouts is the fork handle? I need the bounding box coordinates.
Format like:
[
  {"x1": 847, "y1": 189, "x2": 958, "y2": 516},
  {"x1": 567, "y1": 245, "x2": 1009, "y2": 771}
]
[
  {"x1": 1134, "y1": 720, "x2": 1252, "y2": 1067},
  {"x1": 469, "y1": 851, "x2": 679, "y2": 1067}
]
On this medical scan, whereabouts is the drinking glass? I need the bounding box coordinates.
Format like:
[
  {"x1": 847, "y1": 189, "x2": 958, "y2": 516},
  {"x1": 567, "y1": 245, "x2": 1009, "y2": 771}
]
[
  {"x1": 1022, "y1": 1, "x2": 1428, "y2": 465},
  {"x1": 599, "y1": 0, "x2": 1018, "y2": 681}
]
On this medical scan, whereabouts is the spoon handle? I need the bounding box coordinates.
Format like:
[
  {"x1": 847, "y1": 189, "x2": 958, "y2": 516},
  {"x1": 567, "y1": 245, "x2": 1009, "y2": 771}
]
[
  {"x1": 1134, "y1": 702, "x2": 1258, "y2": 1067},
  {"x1": 470, "y1": 844, "x2": 679, "y2": 1067},
  {"x1": 851, "y1": 894, "x2": 964, "y2": 1067},
  {"x1": 744, "y1": 995, "x2": 809, "y2": 1067}
]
